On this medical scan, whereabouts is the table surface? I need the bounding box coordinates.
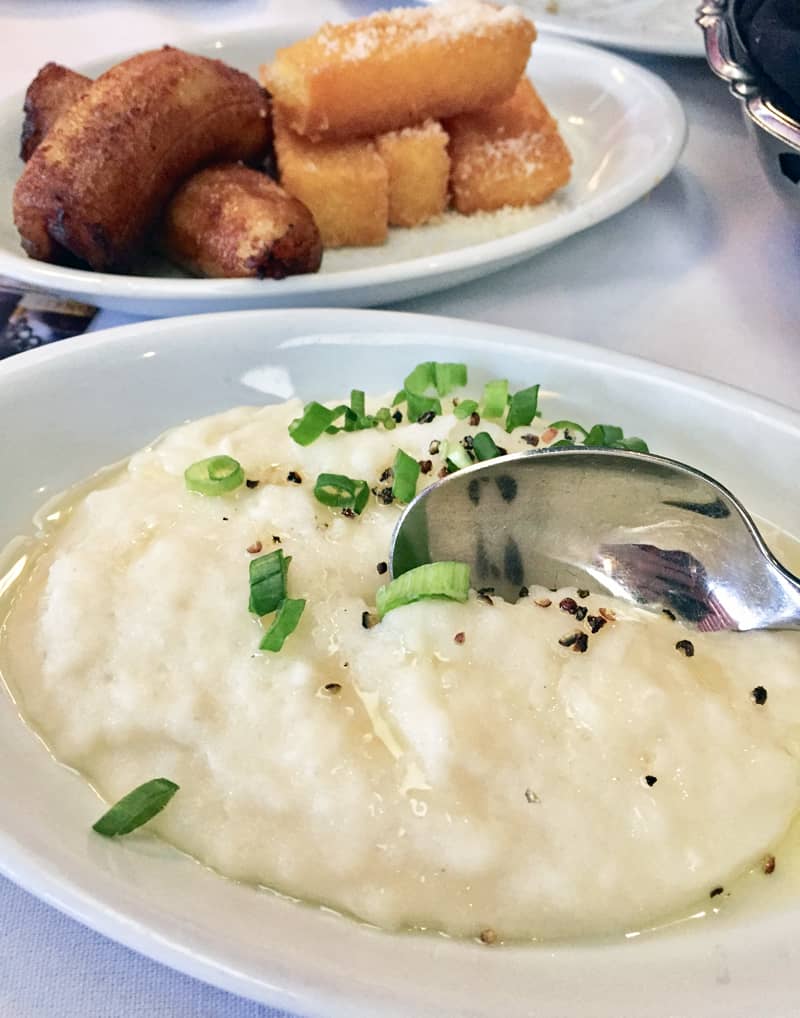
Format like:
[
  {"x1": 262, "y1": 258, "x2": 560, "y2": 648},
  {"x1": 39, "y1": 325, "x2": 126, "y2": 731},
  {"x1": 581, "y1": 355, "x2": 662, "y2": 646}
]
[{"x1": 2, "y1": 1, "x2": 799, "y2": 1016}]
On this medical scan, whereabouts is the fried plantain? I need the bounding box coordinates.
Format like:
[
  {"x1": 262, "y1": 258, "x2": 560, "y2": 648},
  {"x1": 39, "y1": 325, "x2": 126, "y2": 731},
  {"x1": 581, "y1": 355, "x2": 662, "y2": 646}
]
[
  {"x1": 161, "y1": 163, "x2": 322, "y2": 278},
  {"x1": 17, "y1": 60, "x2": 319, "y2": 280},
  {"x1": 20, "y1": 63, "x2": 91, "y2": 162},
  {"x1": 14, "y1": 47, "x2": 272, "y2": 271}
]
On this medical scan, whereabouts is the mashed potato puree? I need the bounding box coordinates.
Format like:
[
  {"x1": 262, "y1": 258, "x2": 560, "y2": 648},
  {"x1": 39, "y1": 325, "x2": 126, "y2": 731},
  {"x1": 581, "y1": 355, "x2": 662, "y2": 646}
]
[{"x1": 2, "y1": 394, "x2": 800, "y2": 942}]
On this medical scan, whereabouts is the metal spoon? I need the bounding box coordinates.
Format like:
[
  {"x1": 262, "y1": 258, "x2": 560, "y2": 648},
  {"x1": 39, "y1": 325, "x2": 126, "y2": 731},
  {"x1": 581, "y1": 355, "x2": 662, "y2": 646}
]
[{"x1": 389, "y1": 448, "x2": 800, "y2": 633}]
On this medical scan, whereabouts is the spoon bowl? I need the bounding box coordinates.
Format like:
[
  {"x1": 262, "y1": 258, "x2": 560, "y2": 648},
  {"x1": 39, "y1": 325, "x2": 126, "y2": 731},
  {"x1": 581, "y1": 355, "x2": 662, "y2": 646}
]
[{"x1": 390, "y1": 448, "x2": 800, "y2": 632}]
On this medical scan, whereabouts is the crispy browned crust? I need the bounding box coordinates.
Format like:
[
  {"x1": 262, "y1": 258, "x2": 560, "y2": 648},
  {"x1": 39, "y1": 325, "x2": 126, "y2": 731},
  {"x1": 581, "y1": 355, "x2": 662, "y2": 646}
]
[
  {"x1": 20, "y1": 63, "x2": 91, "y2": 162},
  {"x1": 161, "y1": 163, "x2": 321, "y2": 278},
  {"x1": 13, "y1": 47, "x2": 272, "y2": 271}
]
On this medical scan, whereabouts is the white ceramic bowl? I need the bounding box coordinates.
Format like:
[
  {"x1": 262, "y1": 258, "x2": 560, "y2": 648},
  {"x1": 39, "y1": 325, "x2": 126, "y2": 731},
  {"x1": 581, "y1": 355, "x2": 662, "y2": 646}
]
[{"x1": 1, "y1": 309, "x2": 800, "y2": 1018}]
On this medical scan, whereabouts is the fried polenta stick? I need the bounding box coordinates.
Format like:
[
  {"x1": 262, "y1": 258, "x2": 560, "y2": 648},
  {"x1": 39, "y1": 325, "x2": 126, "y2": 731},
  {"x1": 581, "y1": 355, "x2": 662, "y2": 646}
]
[
  {"x1": 20, "y1": 63, "x2": 90, "y2": 162},
  {"x1": 445, "y1": 77, "x2": 572, "y2": 214},
  {"x1": 262, "y1": 1, "x2": 536, "y2": 141},
  {"x1": 376, "y1": 120, "x2": 450, "y2": 228},
  {"x1": 162, "y1": 164, "x2": 322, "y2": 278},
  {"x1": 274, "y1": 109, "x2": 388, "y2": 248},
  {"x1": 14, "y1": 47, "x2": 271, "y2": 271}
]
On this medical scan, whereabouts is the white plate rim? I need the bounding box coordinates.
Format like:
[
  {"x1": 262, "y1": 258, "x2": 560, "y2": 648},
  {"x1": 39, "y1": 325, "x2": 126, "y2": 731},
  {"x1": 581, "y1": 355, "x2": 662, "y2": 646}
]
[
  {"x1": 533, "y1": 17, "x2": 705, "y2": 57},
  {"x1": 1, "y1": 307, "x2": 800, "y2": 1018},
  {"x1": 0, "y1": 307, "x2": 797, "y2": 429},
  {"x1": 0, "y1": 28, "x2": 687, "y2": 312}
]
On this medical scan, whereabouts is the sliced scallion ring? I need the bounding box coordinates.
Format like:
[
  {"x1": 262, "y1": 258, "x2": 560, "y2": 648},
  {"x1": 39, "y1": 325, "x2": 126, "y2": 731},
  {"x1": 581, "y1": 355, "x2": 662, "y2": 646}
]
[
  {"x1": 453, "y1": 399, "x2": 479, "y2": 420},
  {"x1": 433, "y1": 362, "x2": 468, "y2": 396},
  {"x1": 407, "y1": 391, "x2": 442, "y2": 421},
  {"x1": 404, "y1": 361, "x2": 436, "y2": 394},
  {"x1": 610, "y1": 435, "x2": 649, "y2": 452},
  {"x1": 505, "y1": 384, "x2": 540, "y2": 432},
  {"x1": 547, "y1": 420, "x2": 588, "y2": 438},
  {"x1": 92, "y1": 778, "x2": 179, "y2": 837},
  {"x1": 374, "y1": 407, "x2": 397, "y2": 431},
  {"x1": 584, "y1": 424, "x2": 625, "y2": 447},
  {"x1": 391, "y1": 449, "x2": 420, "y2": 504},
  {"x1": 397, "y1": 362, "x2": 462, "y2": 421},
  {"x1": 249, "y1": 549, "x2": 290, "y2": 616},
  {"x1": 350, "y1": 389, "x2": 366, "y2": 419},
  {"x1": 482, "y1": 379, "x2": 509, "y2": 419},
  {"x1": 472, "y1": 432, "x2": 503, "y2": 461},
  {"x1": 313, "y1": 473, "x2": 370, "y2": 515},
  {"x1": 184, "y1": 455, "x2": 244, "y2": 495},
  {"x1": 376, "y1": 562, "x2": 470, "y2": 619},
  {"x1": 260, "y1": 597, "x2": 306, "y2": 652},
  {"x1": 289, "y1": 402, "x2": 348, "y2": 446},
  {"x1": 445, "y1": 443, "x2": 472, "y2": 472}
]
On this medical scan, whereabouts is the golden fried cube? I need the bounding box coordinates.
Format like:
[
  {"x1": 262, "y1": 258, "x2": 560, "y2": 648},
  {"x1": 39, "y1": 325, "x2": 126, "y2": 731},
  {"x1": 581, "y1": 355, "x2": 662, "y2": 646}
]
[
  {"x1": 376, "y1": 119, "x2": 450, "y2": 227},
  {"x1": 273, "y1": 109, "x2": 388, "y2": 248},
  {"x1": 262, "y1": 1, "x2": 536, "y2": 140},
  {"x1": 445, "y1": 77, "x2": 572, "y2": 214}
]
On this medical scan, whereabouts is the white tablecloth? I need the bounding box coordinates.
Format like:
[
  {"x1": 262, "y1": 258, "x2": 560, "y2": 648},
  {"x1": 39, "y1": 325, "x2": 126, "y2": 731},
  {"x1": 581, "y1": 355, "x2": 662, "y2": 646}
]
[{"x1": 2, "y1": 1, "x2": 799, "y2": 1015}]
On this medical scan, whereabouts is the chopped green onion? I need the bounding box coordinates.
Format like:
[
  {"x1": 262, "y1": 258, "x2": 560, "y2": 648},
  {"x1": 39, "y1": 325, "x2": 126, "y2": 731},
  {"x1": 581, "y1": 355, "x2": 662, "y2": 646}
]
[
  {"x1": 473, "y1": 431, "x2": 503, "y2": 461},
  {"x1": 313, "y1": 472, "x2": 369, "y2": 514},
  {"x1": 445, "y1": 443, "x2": 473, "y2": 472},
  {"x1": 404, "y1": 362, "x2": 436, "y2": 394},
  {"x1": 184, "y1": 455, "x2": 244, "y2": 495},
  {"x1": 441, "y1": 441, "x2": 474, "y2": 472},
  {"x1": 505, "y1": 384, "x2": 540, "y2": 432},
  {"x1": 259, "y1": 597, "x2": 306, "y2": 652},
  {"x1": 92, "y1": 778, "x2": 179, "y2": 837},
  {"x1": 396, "y1": 361, "x2": 467, "y2": 421},
  {"x1": 249, "y1": 549, "x2": 290, "y2": 616},
  {"x1": 392, "y1": 449, "x2": 420, "y2": 503},
  {"x1": 341, "y1": 389, "x2": 379, "y2": 432},
  {"x1": 548, "y1": 422, "x2": 648, "y2": 453},
  {"x1": 482, "y1": 379, "x2": 509, "y2": 419},
  {"x1": 289, "y1": 402, "x2": 348, "y2": 445},
  {"x1": 401, "y1": 361, "x2": 468, "y2": 398},
  {"x1": 584, "y1": 424, "x2": 625, "y2": 448},
  {"x1": 548, "y1": 420, "x2": 588, "y2": 437},
  {"x1": 407, "y1": 391, "x2": 442, "y2": 421},
  {"x1": 374, "y1": 407, "x2": 396, "y2": 431},
  {"x1": 453, "y1": 399, "x2": 479, "y2": 420},
  {"x1": 376, "y1": 562, "x2": 470, "y2": 619},
  {"x1": 610, "y1": 435, "x2": 649, "y2": 452},
  {"x1": 433, "y1": 362, "x2": 468, "y2": 396}
]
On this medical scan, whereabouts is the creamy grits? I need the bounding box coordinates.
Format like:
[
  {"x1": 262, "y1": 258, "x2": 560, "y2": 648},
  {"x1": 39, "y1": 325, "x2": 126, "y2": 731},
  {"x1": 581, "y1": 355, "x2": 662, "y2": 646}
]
[{"x1": 2, "y1": 392, "x2": 800, "y2": 942}]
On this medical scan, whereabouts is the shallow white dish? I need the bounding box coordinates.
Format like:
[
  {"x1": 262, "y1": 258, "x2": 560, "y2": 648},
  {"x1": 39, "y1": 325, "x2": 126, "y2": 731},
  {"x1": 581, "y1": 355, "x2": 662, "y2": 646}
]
[
  {"x1": 0, "y1": 26, "x2": 686, "y2": 315},
  {"x1": 428, "y1": 0, "x2": 706, "y2": 57},
  {"x1": 1, "y1": 308, "x2": 800, "y2": 1017}
]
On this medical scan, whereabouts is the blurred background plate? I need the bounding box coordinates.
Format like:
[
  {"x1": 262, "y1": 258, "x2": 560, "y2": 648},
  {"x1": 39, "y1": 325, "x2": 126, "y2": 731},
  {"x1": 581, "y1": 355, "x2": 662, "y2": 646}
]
[
  {"x1": 424, "y1": 0, "x2": 705, "y2": 56},
  {"x1": 0, "y1": 27, "x2": 685, "y2": 315}
]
